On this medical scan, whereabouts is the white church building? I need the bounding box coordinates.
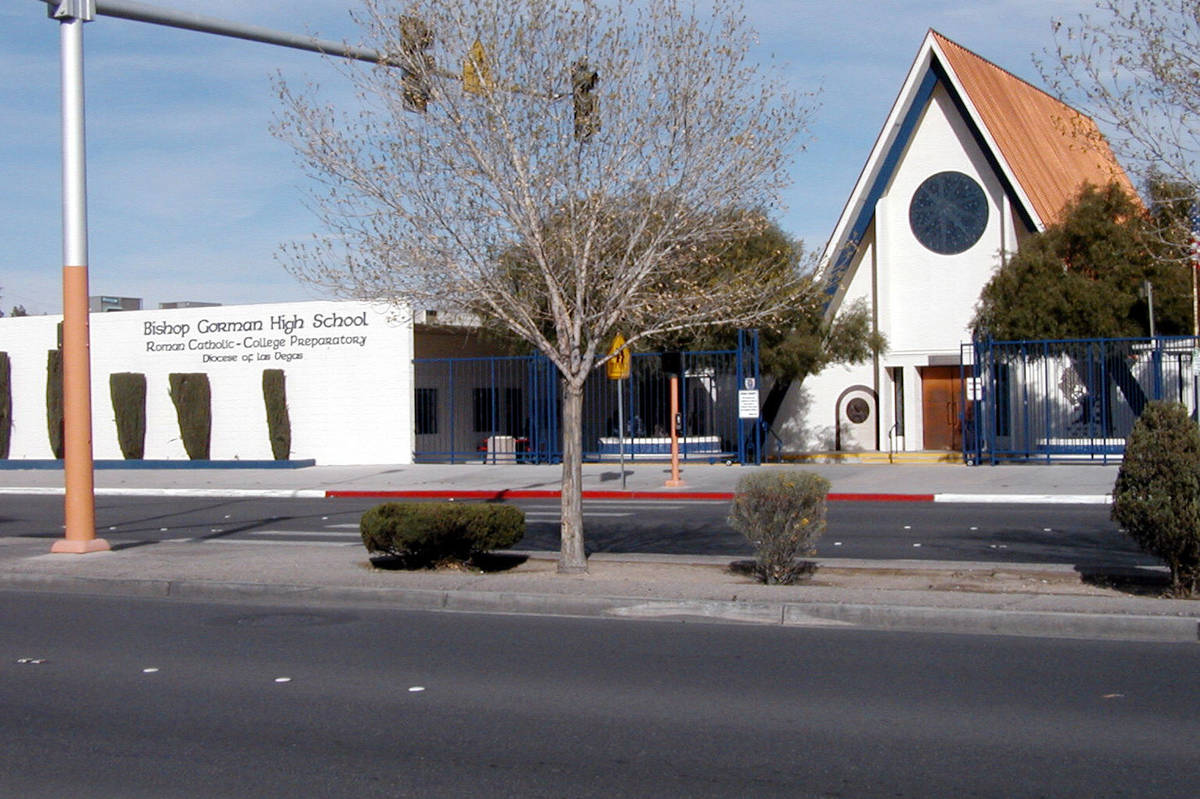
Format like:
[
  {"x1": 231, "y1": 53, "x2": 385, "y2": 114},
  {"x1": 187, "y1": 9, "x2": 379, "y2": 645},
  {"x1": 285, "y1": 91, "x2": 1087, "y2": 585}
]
[{"x1": 774, "y1": 30, "x2": 1134, "y2": 456}]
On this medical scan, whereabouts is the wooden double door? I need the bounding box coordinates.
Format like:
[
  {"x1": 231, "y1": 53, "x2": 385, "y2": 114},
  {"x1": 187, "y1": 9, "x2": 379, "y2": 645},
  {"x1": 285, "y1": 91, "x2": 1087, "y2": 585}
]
[{"x1": 920, "y1": 366, "x2": 965, "y2": 451}]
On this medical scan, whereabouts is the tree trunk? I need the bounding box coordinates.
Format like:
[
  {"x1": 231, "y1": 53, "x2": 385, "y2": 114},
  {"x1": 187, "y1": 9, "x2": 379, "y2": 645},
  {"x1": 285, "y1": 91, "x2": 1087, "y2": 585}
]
[{"x1": 558, "y1": 380, "x2": 587, "y2": 573}]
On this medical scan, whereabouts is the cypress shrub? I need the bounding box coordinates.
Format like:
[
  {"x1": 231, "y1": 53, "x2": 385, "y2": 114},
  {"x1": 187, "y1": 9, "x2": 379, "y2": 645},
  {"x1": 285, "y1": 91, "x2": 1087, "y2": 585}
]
[
  {"x1": 262, "y1": 369, "x2": 291, "y2": 461},
  {"x1": 46, "y1": 350, "x2": 63, "y2": 459},
  {"x1": 168, "y1": 373, "x2": 211, "y2": 460},
  {"x1": 728, "y1": 470, "x2": 830, "y2": 584},
  {"x1": 1112, "y1": 401, "x2": 1200, "y2": 596},
  {"x1": 0, "y1": 353, "x2": 10, "y2": 459},
  {"x1": 360, "y1": 502, "x2": 525, "y2": 566},
  {"x1": 109, "y1": 372, "x2": 147, "y2": 460}
]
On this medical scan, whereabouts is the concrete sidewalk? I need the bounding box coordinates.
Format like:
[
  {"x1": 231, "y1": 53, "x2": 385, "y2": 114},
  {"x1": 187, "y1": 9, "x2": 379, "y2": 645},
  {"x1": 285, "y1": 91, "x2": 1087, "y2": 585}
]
[
  {"x1": 0, "y1": 460, "x2": 1122, "y2": 502},
  {"x1": 2, "y1": 460, "x2": 1194, "y2": 643}
]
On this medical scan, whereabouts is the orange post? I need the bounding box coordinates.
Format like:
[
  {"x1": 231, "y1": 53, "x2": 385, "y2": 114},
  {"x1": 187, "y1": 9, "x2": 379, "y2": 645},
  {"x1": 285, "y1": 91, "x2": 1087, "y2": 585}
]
[
  {"x1": 666, "y1": 375, "x2": 684, "y2": 487},
  {"x1": 51, "y1": 266, "x2": 107, "y2": 554}
]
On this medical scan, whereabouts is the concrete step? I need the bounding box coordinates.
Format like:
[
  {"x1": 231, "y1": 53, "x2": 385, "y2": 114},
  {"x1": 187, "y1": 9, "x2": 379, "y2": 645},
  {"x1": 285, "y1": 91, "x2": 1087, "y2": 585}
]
[{"x1": 777, "y1": 450, "x2": 962, "y2": 465}]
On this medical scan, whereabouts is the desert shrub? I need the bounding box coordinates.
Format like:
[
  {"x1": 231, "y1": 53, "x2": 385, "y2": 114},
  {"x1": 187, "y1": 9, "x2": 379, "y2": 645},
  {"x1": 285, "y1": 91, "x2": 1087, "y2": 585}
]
[
  {"x1": 360, "y1": 502, "x2": 525, "y2": 566},
  {"x1": 168, "y1": 373, "x2": 211, "y2": 460},
  {"x1": 109, "y1": 372, "x2": 147, "y2": 459},
  {"x1": 728, "y1": 470, "x2": 830, "y2": 584},
  {"x1": 0, "y1": 353, "x2": 10, "y2": 458},
  {"x1": 46, "y1": 350, "x2": 63, "y2": 459},
  {"x1": 262, "y1": 369, "x2": 291, "y2": 461},
  {"x1": 1112, "y1": 401, "x2": 1200, "y2": 596}
]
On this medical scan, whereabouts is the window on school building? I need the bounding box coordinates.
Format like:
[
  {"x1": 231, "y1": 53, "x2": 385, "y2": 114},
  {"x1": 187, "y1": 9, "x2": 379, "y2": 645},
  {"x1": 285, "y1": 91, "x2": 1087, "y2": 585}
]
[{"x1": 415, "y1": 387, "x2": 438, "y2": 435}]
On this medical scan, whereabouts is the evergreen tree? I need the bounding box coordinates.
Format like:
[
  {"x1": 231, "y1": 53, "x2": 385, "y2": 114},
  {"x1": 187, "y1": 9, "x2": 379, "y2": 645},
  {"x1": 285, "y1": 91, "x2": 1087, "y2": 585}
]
[{"x1": 972, "y1": 182, "x2": 1191, "y2": 341}]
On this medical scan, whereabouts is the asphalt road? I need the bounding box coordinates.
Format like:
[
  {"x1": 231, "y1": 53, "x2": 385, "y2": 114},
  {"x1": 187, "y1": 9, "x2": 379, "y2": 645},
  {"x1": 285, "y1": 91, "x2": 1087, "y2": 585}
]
[
  {"x1": 2, "y1": 590, "x2": 1196, "y2": 798},
  {"x1": 0, "y1": 493, "x2": 1153, "y2": 565}
]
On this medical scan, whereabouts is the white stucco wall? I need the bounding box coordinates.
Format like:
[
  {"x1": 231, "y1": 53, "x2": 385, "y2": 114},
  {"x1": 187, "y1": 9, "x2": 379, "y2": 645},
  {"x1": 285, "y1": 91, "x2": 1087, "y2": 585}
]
[
  {"x1": 877, "y1": 83, "x2": 1010, "y2": 355},
  {"x1": 0, "y1": 300, "x2": 414, "y2": 465},
  {"x1": 778, "y1": 83, "x2": 1032, "y2": 454}
]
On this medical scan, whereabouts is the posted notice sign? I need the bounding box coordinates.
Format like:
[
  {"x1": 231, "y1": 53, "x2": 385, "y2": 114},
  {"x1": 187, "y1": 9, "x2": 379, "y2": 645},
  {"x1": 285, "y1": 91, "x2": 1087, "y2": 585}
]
[{"x1": 738, "y1": 389, "x2": 759, "y2": 419}]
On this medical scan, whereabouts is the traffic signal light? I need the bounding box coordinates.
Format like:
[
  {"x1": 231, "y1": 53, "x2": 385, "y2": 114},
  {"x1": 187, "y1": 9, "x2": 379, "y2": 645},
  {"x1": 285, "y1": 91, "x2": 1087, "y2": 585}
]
[
  {"x1": 398, "y1": 15, "x2": 434, "y2": 112},
  {"x1": 571, "y1": 59, "x2": 599, "y2": 141}
]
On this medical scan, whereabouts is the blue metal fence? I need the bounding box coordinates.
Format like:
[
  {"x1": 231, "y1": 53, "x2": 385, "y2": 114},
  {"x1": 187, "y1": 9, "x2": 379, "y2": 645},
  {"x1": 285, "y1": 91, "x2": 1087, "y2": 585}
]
[
  {"x1": 413, "y1": 332, "x2": 760, "y2": 464},
  {"x1": 963, "y1": 336, "x2": 1200, "y2": 463}
]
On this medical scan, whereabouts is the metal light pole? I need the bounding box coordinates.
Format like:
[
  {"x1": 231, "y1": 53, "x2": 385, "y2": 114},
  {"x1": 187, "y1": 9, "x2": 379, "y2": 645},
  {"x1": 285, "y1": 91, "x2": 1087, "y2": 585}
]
[
  {"x1": 36, "y1": 0, "x2": 402, "y2": 554},
  {"x1": 51, "y1": 0, "x2": 107, "y2": 554}
]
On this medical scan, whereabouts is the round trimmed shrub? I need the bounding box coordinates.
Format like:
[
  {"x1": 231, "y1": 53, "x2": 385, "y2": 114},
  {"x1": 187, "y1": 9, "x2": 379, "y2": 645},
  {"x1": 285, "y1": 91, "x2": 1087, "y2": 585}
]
[
  {"x1": 1112, "y1": 401, "x2": 1200, "y2": 596},
  {"x1": 728, "y1": 470, "x2": 830, "y2": 584},
  {"x1": 360, "y1": 502, "x2": 524, "y2": 566}
]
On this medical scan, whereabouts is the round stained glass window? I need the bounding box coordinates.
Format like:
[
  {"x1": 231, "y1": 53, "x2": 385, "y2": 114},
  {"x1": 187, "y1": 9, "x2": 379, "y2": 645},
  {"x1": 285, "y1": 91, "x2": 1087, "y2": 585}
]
[{"x1": 908, "y1": 171, "x2": 988, "y2": 255}]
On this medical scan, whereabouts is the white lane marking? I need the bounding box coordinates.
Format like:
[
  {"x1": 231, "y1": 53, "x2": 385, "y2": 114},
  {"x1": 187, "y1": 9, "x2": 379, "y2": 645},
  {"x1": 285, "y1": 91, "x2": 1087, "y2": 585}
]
[
  {"x1": 201, "y1": 539, "x2": 356, "y2": 547},
  {"x1": 524, "y1": 512, "x2": 633, "y2": 519},
  {"x1": 328, "y1": 523, "x2": 361, "y2": 529},
  {"x1": 248, "y1": 530, "x2": 360, "y2": 538},
  {"x1": 0, "y1": 487, "x2": 326, "y2": 498}
]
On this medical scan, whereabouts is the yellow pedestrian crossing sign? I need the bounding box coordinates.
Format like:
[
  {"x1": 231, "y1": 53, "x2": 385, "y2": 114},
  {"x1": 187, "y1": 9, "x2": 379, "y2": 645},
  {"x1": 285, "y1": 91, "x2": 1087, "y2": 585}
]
[{"x1": 606, "y1": 334, "x2": 630, "y2": 380}]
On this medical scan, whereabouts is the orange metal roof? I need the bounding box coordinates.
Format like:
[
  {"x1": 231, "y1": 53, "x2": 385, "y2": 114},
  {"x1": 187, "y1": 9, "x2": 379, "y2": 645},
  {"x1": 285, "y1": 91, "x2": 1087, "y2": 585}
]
[{"x1": 931, "y1": 31, "x2": 1135, "y2": 226}]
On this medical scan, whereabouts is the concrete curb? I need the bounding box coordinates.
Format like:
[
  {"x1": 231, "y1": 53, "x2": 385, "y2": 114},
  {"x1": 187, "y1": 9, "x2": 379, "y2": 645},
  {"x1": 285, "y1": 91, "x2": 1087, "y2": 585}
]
[
  {"x1": 1, "y1": 570, "x2": 1194, "y2": 643},
  {"x1": 0, "y1": 487, "x2": 327, "y2": 498}
]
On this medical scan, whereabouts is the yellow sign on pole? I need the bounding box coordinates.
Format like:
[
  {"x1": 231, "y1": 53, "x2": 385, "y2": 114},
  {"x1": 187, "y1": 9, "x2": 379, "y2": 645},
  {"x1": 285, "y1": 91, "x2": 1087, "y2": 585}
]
[{"x1": 606, "y1": 333, "x2": 630, "y2": 380}]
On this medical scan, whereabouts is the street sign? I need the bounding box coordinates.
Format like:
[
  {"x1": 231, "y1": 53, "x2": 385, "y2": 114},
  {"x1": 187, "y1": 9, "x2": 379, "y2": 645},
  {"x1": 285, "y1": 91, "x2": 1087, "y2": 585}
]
[{"x1": 606, "y1": 333, "x2": 630, "y2": 380}]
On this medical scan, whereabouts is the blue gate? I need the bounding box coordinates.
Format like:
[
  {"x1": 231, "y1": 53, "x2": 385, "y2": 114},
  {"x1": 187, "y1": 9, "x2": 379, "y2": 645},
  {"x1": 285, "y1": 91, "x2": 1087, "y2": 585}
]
[
  {"x1": 413, "y1": 332, "x2": 761, "y2": 464},
  {"x1": 963, "y1": 336, "x2": 1200, "y2": 463}
]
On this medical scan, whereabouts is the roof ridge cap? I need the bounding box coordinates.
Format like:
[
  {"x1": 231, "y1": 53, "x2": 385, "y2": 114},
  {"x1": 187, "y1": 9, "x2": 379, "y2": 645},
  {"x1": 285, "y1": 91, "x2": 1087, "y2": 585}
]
[{"x1": 928, "y1": 28, "x2": 1087, "y2": 118}]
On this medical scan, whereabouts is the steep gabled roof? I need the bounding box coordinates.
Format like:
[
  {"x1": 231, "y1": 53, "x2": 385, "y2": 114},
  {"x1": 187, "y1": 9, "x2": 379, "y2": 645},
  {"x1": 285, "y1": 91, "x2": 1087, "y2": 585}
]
[
  {"x1": 931, "y1": 31, "x2": 1133, "y2": 227},
  {"x1": 818, "y1": 31, "x2": 1133, "y2": 312}
]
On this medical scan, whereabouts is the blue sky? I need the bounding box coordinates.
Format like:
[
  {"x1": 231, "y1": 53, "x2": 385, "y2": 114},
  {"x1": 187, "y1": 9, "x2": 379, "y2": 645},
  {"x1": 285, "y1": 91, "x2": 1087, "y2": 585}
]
[{"x1": 0, "y1": 0, "x2": 1095, "y2": 315}]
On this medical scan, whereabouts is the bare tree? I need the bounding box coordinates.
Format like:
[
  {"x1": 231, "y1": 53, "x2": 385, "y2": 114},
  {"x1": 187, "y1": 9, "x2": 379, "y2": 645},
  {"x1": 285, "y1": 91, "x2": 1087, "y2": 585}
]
[
  {"x1": 274, "y1": 0, "x2": 814, "y2": 573},
  {"x1": 1042, "y1": 1, "x2": 1200, "y2": 209}
]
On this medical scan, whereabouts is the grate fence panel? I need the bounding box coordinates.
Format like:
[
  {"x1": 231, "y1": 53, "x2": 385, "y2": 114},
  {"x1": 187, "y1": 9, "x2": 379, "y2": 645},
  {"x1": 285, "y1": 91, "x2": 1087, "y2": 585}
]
[{"x1": 964, "y1": 336, "x2": 1200, "y2": 463}]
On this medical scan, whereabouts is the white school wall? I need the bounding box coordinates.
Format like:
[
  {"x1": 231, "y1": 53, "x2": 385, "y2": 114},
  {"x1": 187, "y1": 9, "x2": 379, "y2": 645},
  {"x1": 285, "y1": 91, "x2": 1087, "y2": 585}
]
[{"x1": 0, "y1": 300, "x2": 414, "y2": 465}]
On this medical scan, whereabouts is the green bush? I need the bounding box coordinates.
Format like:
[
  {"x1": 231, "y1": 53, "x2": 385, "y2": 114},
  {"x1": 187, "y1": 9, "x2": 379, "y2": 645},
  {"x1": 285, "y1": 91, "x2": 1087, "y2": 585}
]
[
  {"x1": 168, "y1": 373, "x2": 211, "y2": 460},
  {"x1": 728, "y1": 470, "x2": 830, "y2": 584},
  {"x1": 1112, "y1": 401, "x2": 1200, "y2": 596},
  {"x1": 360, "y1": 502, "x2": 525, "y2": 566},
  {"x1": 262, "y1": 369, "x2": 291, "y2": 461},
  {"x1": 109, "y1": 372, "x2": 147, "y2": 460},
  {"x1": 0, "y1": 352, "x2": 10, "y2": 459},
  {"x1": 46, "y1": 350, "x2": 63, "y2": 459}
]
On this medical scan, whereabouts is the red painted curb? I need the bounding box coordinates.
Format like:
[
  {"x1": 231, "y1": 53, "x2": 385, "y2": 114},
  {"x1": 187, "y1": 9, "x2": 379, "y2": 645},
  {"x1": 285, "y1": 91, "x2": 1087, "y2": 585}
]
[
  {"x1": 326, "y1": 489, "x2": 934, "y2": 502},
  {"x1": 827, "y1": 492, "x2": 935, "y2": 502}
]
